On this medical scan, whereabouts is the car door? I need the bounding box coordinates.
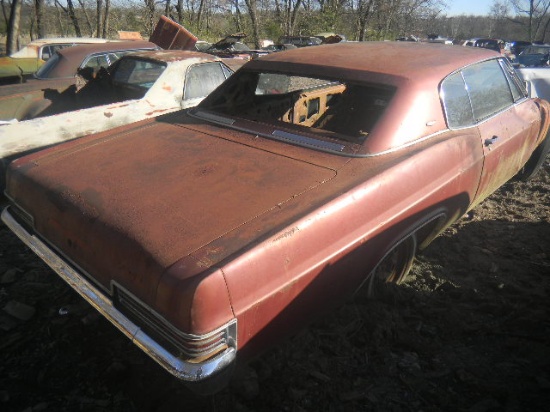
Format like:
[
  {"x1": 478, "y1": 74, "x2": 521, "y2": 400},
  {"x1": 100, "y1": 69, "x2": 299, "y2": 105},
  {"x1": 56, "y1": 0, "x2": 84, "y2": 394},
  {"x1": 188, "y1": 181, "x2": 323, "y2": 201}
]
[{"x1": 462, "y1": 59, "x2": 539, "y2": 202}]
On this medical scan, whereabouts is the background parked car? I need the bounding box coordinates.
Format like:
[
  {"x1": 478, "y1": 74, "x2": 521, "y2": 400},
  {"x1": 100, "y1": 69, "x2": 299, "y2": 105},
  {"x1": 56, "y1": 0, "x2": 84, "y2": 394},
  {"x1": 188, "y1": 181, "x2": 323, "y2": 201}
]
[
  {"x1": 0, "y1": 40, "x2": 159, "y2": 122},
  {"x1": 0, "y1": 37, "x2": 110, "y2": 85},
  {"x1": 517, "y1": 66, "x2": 550, "y2": 100},
  {"x1": 0, "y1": 50, "x2": 238, "y2": 184},
  {"x1": 315, "y1": 32, "x2": 346, "y2": 44},
  {"x1": 2, "y1": 42, "x2": 548, "y2": 394},
  {"x1": 0, "y1": 15, "x2": 199, "y2": 124},
  {"x1": 278, "y1": 35, "x2": 322, "y2": 47},
  {"x1": 463, "y1": 38, "x2": 503, "y2": 52},
  {"x1": 516, "y1": 44, "x2": 550, "y2": 66},
  {"x1": 201, "y1": 33, "x2": 270, "y2": 60},
  {"x1": 503, "y1": 40, "x2": 531, "y2": 59}
]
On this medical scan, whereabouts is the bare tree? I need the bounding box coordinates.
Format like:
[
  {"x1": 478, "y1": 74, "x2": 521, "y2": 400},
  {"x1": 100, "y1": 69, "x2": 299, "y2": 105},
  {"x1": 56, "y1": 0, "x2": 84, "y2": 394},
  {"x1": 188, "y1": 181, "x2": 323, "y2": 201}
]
[
  {"x1": 1, "y1": 0, "x2": 11, "y2": 34},
  {"x1": 243, "y1": 0, "x2": 261, "y2": 46},
  {"x1": 35, "y1": 0, "x2": 45, "y2": 38},
  {"x1": 273, "y1": 0, "x2": 303, "y2": 35},
  {"x1": 6, "y1": 0, "x2": 22, "y2": 54},
  {"x1": 509, "y1": 0, "x2": 550, "y2": 41},
  {"x1": 356, "y1": 0, "x2": 375, "y2": 40},
  {"x1": 77, "y1": 0, "x2": 95, "y2": 36},
  {"x1": 143, "y1": 0, "x2": 156, "y2": 35},
  {"x1": 55, "y1": 0, "x2": 83, "y2": 36},
  {"x1": 102, "y1": 0, "x2": 110, "y2": 37},
  {"x1": 232, "y1": 0, "x2": 243, "y2": 32},
  {"x1": 96, "y1": 0, "x2": 103, "y2": 36},
  {"x1": 175, "y1": 0, "x2": 183, "y2": 23}
]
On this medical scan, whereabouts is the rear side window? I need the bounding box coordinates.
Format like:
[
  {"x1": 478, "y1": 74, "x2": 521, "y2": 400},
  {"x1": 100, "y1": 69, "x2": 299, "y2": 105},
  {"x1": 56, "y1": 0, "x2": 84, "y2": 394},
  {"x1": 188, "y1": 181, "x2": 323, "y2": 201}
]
[
  {"x1": 441, "y1": 59, "x2": 519, "y2": 128},
  {"x1": 81, "y1": 50, "x2": 144, "y2": 73},
  {"x1": 40, "y1": 44, "x2": 65, "y2": 61},
  {"x1": 461, "y1": 59, "x2": 513, "y2": 122},
  {"x1": 112, "y1": 58, "x2": 166, "y2": 89},
  {"x1": 82, "y1": 53, "x2": 110, "y2": 71},
  {"x1": 183, "y1": 62, "x2": 229, "y2": 102},
  {"x1": 440, "y1": 72, "x2": 474, "y2": 128}
]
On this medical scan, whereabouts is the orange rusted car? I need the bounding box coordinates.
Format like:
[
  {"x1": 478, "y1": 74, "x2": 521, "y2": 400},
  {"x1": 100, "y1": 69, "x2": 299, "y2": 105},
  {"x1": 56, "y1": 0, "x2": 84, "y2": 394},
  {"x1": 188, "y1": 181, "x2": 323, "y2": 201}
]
[{"x1": 2, "y1": 42, "x2": 549, "y2": 392}]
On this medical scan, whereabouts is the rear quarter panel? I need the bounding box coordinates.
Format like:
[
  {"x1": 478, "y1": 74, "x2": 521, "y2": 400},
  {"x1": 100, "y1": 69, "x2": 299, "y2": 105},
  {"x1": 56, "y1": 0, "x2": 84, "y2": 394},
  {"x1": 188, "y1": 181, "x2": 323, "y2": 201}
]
[{"x1": 218, "y1": 128, "x2": 484, "y2": 359}]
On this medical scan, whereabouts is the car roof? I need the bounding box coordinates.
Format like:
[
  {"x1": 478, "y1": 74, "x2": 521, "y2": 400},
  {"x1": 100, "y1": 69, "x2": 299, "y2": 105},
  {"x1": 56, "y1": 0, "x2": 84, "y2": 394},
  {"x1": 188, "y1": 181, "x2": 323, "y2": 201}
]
[
  {"x1": 248, "y1": 42, "x2": 499, "y2": 87},
  {"x1": 10, "y1": 37, "x2": 112, "y2": 58},
  {"x1": 27, "y1": 37, "x2": 110, "y2": 46},
  {"x1": 57, "y1": 40, "x2": 158, "y2": 60},
  {"x1": 125, "y1": 49, "x2": 221, "y2": 63},
  {"x1": 44, "y1": 40, "x2": 158, "y2": 78}
]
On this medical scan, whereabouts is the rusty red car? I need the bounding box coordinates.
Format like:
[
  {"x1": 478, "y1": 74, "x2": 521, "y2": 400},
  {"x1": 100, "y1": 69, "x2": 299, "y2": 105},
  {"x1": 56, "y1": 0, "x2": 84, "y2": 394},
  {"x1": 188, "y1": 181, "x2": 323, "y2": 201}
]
[{"x1": 2, "y1": 42, "x2": 549, "y2": 392}]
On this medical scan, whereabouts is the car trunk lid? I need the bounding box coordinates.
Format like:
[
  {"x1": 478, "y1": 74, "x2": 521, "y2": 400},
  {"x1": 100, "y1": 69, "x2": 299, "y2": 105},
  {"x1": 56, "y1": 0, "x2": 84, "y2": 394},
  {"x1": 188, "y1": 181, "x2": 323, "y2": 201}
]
[{"x1": 7, "y1": 121, "x2": 337, "y2": 305}]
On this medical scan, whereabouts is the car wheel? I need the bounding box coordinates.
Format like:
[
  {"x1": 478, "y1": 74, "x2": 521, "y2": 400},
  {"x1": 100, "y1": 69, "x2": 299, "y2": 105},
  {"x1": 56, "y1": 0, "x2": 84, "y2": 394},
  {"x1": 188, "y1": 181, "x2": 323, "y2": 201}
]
[
  {"x1": 366, "y1": 234, "x2": 417, "y2": 299},
  {"x1": 516, "y1": 132, "x2": 550, "y2": 181}
]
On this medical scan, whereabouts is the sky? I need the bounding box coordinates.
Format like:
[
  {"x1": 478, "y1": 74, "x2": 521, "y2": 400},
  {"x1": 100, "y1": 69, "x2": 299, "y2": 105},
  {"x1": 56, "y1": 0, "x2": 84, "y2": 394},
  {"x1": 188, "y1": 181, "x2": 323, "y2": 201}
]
[{"x1": 446, "y1": 0, "x2": 494, "y2": 16}]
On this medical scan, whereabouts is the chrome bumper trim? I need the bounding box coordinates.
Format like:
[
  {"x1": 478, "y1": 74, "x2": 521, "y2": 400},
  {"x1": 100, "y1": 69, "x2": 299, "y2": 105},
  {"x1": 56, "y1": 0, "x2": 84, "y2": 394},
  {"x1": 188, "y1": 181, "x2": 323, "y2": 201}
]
[{"x1": 1, "y1": 206, "x2": 236, "y2": 382}]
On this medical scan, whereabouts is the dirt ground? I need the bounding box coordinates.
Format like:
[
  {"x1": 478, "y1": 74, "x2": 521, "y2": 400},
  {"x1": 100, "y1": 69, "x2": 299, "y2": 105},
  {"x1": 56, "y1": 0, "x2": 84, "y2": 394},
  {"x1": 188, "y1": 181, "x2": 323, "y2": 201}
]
[{"x1": 1, "y1": 159, "x2": 549, "y2": 412}]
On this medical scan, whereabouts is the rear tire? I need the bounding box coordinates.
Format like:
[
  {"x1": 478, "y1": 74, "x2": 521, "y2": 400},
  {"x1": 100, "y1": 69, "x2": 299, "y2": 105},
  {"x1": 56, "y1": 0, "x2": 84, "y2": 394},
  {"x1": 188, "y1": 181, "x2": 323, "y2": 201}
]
[
  {"x1": 366, "y1": 235, "x2": 417, "y2": 299},
  {"x1": 516, "y1": 132, "x2": 550, "y2": 182}
]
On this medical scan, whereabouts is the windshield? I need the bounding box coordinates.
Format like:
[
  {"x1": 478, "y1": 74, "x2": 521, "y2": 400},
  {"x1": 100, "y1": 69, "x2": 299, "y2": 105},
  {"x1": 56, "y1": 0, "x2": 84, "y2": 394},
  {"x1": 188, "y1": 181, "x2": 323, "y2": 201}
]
[{"x1": 196, "y1": 70, "x2": 394, "y2": 152}]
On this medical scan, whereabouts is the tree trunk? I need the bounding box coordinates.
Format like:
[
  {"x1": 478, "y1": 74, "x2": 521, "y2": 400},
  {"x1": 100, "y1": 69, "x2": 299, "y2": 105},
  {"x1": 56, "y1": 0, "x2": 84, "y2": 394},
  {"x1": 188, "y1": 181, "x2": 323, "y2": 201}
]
[
  {"x1": 55, "y1": 0, "x2": 82, "y2": 36},
  {"x1": 290, "y1": 0, "x2": 303, "y2": 34},
  {"x1": 68, "y1": 0, "x2": 82, "y2": 36},
  {"x1": 102, "y1": 0, "x2": 110, "y2": 38},
  {"x1": 35, "y1": 0, "x2": 45, "y2": 38},
  {"x1": 197, "y1": 0, "x2": 205, "y2": 31},
  {"x1": 358, "y1": 0, "x2": 374, "y2": 41},
  {"x1": 77, "y1": 0, "x2": 94, "y2": 36},
  {"x1": 244, "y1": 0, "x2": 261, "y2": 48},
  {"x1": 1, "y1": 0, "x2": 9, "y2": 31},
  {"x1": 143, "y1": 0, "x2": 156, "y2": 36},
  {"x1": 53, "y1": 1, "x2": 66, "y2": 36},
  {"x1": 233, "y1": 0, "x2": 243, "y2": 32},
  {"x1": 96, "y1": 0, "x2": 103, "y2": 37},
  {"x1": 176, "y1": 0, "x2": 183, "y2": 24},
  {"x1": 6, "y1": 0, "x2": 22, "y2": 55}
]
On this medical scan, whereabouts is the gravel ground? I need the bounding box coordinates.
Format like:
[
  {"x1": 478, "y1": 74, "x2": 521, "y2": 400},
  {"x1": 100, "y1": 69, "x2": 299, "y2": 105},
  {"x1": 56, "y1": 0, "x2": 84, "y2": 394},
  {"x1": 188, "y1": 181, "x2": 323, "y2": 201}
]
[{"x1": 1, "y1": 159, "x2": 549, "y2": 412}]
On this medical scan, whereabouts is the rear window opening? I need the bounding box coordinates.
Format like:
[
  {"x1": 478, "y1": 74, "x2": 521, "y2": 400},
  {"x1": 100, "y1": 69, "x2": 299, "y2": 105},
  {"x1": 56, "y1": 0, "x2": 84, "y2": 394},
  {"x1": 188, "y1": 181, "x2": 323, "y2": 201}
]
[{"x1": 198, "y1": 71, "x2": 395, "y2": 146}]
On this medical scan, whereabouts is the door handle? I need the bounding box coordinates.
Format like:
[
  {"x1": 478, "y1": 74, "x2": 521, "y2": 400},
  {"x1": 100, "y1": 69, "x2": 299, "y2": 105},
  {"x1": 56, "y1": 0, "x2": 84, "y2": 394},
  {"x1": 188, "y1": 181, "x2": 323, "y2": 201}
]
[{"x1": 484, "y1": 136, "x2": 499, "y2": 146}]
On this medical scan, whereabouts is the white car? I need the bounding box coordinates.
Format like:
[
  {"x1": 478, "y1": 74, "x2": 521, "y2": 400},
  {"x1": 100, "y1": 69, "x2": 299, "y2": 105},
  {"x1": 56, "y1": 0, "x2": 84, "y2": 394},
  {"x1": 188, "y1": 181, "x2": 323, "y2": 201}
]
[
  {"x1": 0, "y1": 50, "x2": 238, "y2": 187},
  {"x1": 516, "y1": 66, "x2": 550, "y2": 100}
]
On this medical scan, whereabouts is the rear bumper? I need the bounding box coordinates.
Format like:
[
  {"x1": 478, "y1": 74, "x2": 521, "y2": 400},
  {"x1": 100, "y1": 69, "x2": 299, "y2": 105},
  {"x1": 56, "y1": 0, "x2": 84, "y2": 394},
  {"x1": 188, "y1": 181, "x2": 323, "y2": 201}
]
[{"x1": 1, "y1": 206, "x2": 237, "y2": 385}]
